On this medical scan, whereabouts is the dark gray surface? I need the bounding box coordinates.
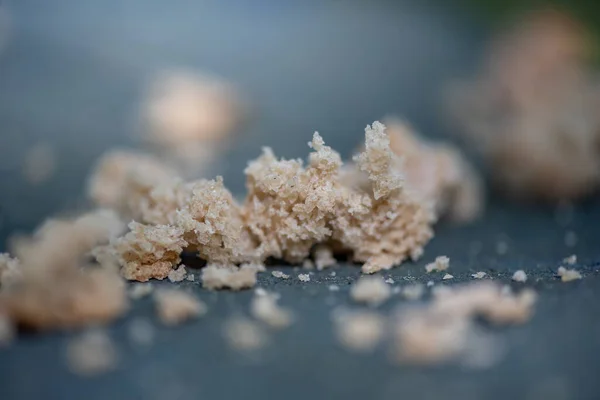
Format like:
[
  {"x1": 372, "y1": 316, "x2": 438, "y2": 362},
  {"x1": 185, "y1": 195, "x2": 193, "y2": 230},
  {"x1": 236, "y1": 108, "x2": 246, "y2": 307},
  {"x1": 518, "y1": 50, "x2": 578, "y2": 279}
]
[{"x1": 1, "y1": 1, "x2": 600, "y2": 399}]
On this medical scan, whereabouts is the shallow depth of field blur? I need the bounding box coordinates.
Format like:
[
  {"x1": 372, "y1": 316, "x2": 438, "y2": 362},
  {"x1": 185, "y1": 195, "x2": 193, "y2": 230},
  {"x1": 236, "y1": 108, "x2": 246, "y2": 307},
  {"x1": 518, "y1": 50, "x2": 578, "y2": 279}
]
[{"x1": 0, "y1": 0, "x2": 599, "y2": 243}]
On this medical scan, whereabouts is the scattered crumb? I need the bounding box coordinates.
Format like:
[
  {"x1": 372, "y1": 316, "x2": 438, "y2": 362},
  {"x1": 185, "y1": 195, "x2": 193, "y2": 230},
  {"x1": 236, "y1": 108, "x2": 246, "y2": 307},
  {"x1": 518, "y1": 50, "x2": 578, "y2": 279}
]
[
  {"x1": 154, "y1": 288, "x2": 207, "y2": 325},
  {"x1": 471, "y1": 271, "x2": 486, "y2": 279},
  {"x1": 425, "y1": 256, "x2": 449, "y2": 273},
  {"x1": 186, "y1": 273, "x2": 195, "y2": 282},
  {"x1": 250, "y1": 291, "x2": 293, "y2": 329},
  {"x1": 330, "y1": 271, "x2": 337, "y2": 277},
  {"x1": 66, "y1": 330, "x2": 118, "y2": 376},
  {"x1": 563, "y1": 254, "x2": 577, "y2": 265},
  {"x1": 512, "y1": 270, "x2": 528, "y2": 283},
  {"x1": 557, "y1": 266, "x2": 582, "y2": 282},
  {"x1": 350, "y1": 276, "x2": 391, "y2": 306},
  {"x1": 564, "y1": 231, "x2": 578, "y2": 247},
  {"x1": 402, "y1": 284, "x2": 425, "y2": 301},
  {"x1": 167, "y1": 265, "x2": 187, "y2": 282},
  {"x1": 384, "y1": 277, "x2": 395, "y2": 284},
  {"x1": 22, "y1": 143, "x2": 57, "y2": 185},
  {"x1": 298, "y1": 274, "x2": 310, "y2": 282},
  {"x1": 329, "y1": 285, "x2": 340, "y2": 292},
  {"x1": 201, "y1": 263, "x2": 258, "y2": 291},
  {"x1": 129, "y1": 283, "x2": 154, "y2": 299},
  {"x1": 271, "y1": 270, "x2": 290, "y2": 279},
  {"x1": 426, "y1": 281, "x2": 434, "y2": 287},
  {"x1": 443, "y1": 274, "x2": 454, "y2": 280},
  {"x1": 223, "y1": 317, "x2": 266, "y2": 351},
  {"x1": 127, "y1": 317, "x2": 155, "y2": 347},
  {"x1": 333, "y1": 310, "x2": 385, "y2": 352},
  {"x1": 314, "y1": 245, "x2": 336, "y2": 270}
]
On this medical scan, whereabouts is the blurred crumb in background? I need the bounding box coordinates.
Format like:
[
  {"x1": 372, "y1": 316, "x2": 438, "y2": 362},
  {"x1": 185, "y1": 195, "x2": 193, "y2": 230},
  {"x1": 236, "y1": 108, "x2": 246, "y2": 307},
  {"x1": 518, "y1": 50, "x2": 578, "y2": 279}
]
[
  {"x1": 447, "y1": 8, "x2": 600, "y2": 202},
  {"x1": 22, "y1": 143, "x2": 57, "y2": 185}
]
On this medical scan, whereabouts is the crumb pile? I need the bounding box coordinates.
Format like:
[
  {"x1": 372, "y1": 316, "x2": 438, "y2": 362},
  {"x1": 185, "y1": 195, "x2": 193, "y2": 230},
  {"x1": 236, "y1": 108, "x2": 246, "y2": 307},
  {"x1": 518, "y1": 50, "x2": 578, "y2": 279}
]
[
  {"x1": 91, "y1": 121, "x2": 438, "y2": 283},
  {"x1": 449, "y1": 10, "x2": 600, "y2": 201}
]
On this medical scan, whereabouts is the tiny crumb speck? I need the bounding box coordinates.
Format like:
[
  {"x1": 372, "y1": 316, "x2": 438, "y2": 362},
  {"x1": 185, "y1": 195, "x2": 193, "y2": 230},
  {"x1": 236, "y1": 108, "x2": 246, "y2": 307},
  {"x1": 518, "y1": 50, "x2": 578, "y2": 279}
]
[
  {"x1": 512, "y1": 270, "x2": 527, "y2": 283},
  {"x1": 329, "y1": 284, "x2": 340, "y2": 292},
  {"x1": 472, "y1": 271, "x2": 486, "y2": 279},
  {"x1": 271, "y1": 270, "x2": 290, "y2": 279},
  {"x1": 298, "y1": 274, "x2": 310, "y2": 282},
  {"x1": 426, "y1": 281, "x2": 434, "y2": 287},
  {"x1": 563, "y1": 255, "x2": 577, "y2": 265},
  {"x1": 557, "y1": 266, "x2": 582, "y2": 282},
  {"x1": 385, "y1": 277, "x2": 395, "y2": 284},
  {"x1": 443, "y1": 274, "x2": 454, "y2": 280}
]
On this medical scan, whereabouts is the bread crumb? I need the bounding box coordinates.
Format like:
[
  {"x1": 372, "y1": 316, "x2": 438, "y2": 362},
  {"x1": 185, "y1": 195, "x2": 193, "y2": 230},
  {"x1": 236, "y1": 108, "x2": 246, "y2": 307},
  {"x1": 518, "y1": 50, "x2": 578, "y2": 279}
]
[
  {"x1": 186, "y1": 273, "x2": 195, "y2": 282},
  {"x1": 443, "y1": 274, "x2": 454, "y2": 280},
  {"x1": 298, "y1": 274, "x2": 310, "y2": 282},
  {"x1": 557, "y1": 266, "x2": 582, "y2": 282},
  {"x1": 314, "y1": 245, "x2": 336, "y2": 270},
  {"x1": 250, "y1": 291, "x2": 293, "y2": 329},
  {"x1": 154, "y1": 288, "x2": 206, "y2": 325},
  {"x1": 22, "y1": 143, "x2": 57, "y2": 185},
  {"x1": 271, "y1": 271, "x2": 290, "y2": 279},
  {"x1": 330, "y1": 271, "x2": 337, "y2": 277},
  {"x1": 201, "y1": 263, "x2": 258, "y2": 290},
  {"x1": 129, "y1": 283, "x2": 154, "y2": 299},
  {"x1": 563, "y1": 254, "x2": 577, "y2": 265},
  {"x1": 223, "y1": 317, "x2": 266, "y2": 351},
  {"x1": 66, "y1": 330, "x2": 118, "y2": 376},
  {"x1": 329, "y1": 285, "x2": 340, "y2": 292},
  {"x1": 127, "y1": 317, "x2": 155, "y2": 347},
  {"x1": 350, "y1": 276, "x2": 391, "y2": 306},
  {"x1": 471, "y1": 271, "x2": 486, "y2": 279},
  {"x1": 384, "y1": 277, "x2": 395, "y2": 284},
  {"x1": 512, "y1": 270, "x2": 528, "y2": 283},
  {"x1": 402, "y1": 284, "x2": 425, "y2": 301},
  {"x1": 426, "y1": 281, "x2": 434, "y2": 287},
  {"x1": 167, "y1": 265, "x2": 187, "y2": 282},
  {"x1": 333, "y1": 310, "x2": 385, "y2": 352},
  {"x1": 425, "y1": 256, "x2": 449, "y2": 273},
  {"x1": 0, "y1": 253, "x2": 21, "y2": 289}
]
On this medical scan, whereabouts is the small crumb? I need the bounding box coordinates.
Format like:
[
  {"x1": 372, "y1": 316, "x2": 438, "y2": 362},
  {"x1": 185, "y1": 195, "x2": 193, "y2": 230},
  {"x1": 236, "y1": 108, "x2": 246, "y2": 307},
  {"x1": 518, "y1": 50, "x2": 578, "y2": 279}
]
[
  {"x1": 129, "y1": 283, "x2": 154, "y2": 299},
  {"x1": 314, "y1": 245, "x2": 336, "y2": 270},
  {"x1": 223, "y1": 317, "x2": 266, "y2": 351},
  {"x1": 167, "y1": 265, "x2": 187, "y2": 282},
  {"x1": 66, "y1": 330, "x2": 118, "y2": 376},
  {"x1": 402, "y1": 284, "x2": 425, "y2": 301},
  {"x1": 127, "y1": 317, "x2": 155, "y2": 347},
  {"x1": 426, "y1": 281, "x2": 434, "y2": 287},
  {"x1": 563, "y1": 254, "x2": 577, "y2": 265},
  {"x1": 557, "y1": 266, "x2": 582, "y2": 282},
  {"x1": 250, "y1": 292, "x2": 293, "y2": 329},
  {"x1": 512, "y1": 270, "x2": 527, "y2": 283},
  {"x1": 298, "y1": 274, "x2": 310, "y2": 282},
  {"x1": 350, "y1": 276, "x2": 391, "y2": 306},
  {"x1": 496, "y1": 241, "x2": 508, "y2": 255},
  {"x1": 425, "y1": 256, "x2": 449, "y2": 273},
  {"x1": 329, "y1": 284, "x2": 340, "y2": 292},
  {"x1": 302, "y1": 259, "x2": 314, "y2": 270},
  {"x1": 471, "y1": 271, "x2": 486, "y2": 279},
  {"x1": 564, "y1": 231, "x2": 578, "y2": 247},
  {"x1": 333, "y1": 310, "x2": 385, "y2": 352},
  {"x1": 186, "y1": 273, "x2": 195, "y2": 282},
  {"x1": 154, "y1": 288, "x2": 207, "y2": 325},
  {"x1": 330, "y1": 271, "x2": 337, "y2": 277},
  {"x1": 443, "y1": 274, "x2": 454, "y2": 280},
  {"x1": 385, "y1": 277, "x2": 395, "y2": 284},
  {"x1": 271, "y1": 270, "x2": 290, "y2": 279},
  {"x1": 254, "y1": 287, "x2": 268, "y2": 297},
  {"x1": 201, "y1": 263, "x2": 258, "y2": 291}
]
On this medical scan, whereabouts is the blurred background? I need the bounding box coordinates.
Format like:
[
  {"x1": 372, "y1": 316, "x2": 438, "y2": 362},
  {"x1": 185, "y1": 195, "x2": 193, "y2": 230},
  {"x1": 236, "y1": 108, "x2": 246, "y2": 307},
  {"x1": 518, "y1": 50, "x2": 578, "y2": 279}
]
[{"x1": 0, "y1": 0, "x2": 598, "y2": 241}]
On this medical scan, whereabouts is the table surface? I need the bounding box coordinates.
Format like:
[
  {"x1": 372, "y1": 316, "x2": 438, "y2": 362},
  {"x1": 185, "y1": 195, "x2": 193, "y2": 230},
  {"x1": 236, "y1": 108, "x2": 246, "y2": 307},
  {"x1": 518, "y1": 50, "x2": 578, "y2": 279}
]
[{"x1": 1, "y1": 1, "x2": 599, "y2": 399}]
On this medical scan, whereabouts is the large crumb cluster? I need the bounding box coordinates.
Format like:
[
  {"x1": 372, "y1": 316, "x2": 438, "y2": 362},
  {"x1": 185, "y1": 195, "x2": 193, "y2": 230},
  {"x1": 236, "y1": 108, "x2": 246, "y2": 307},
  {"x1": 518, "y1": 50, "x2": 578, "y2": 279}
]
[{"x1": 449, "y1": 10, "x2": 600, "y2": 201}]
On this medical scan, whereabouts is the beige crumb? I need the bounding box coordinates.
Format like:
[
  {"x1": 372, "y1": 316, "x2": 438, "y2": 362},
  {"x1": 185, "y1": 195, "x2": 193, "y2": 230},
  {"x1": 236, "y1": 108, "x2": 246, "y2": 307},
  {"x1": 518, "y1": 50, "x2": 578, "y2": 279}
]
[
  {"x1": 0, "y1": 314, "x2": 14, "y2": 346},
  {"x1": 427, "y1": 280, "x2": 434, "y2": 287},
  {"x1": 557, "y1": 266, "x2": 582, "y2": 282},
  {"x1": 201, "y1": 263, "x2": 258, "y2": 291},
  {"x1": 0, "y1": 253, "x2": 21, "y2": 289},
  {"x1": 384, "y1": 277, "x2": 395, "y2": 284},
  {"x1": 471, "y1": 271, "x2": 487, "y2": 279},
  {"x1": 186, "y1": 273, "x2": 195, "y2": 282},
  {"x1": 350, "y1": 276, "x2": 391, "y2": 306},
  {"x1": 443, "y1": 274, "x2": 454, "y2": 280},
  {"x1": 167, "y1": 265, "x2": 187, "y2": 282},
  {"x1": 66, "y1": 330, "x2": 118, "y2": 376},
  {"x1": 329, "y1": 284, "x2": 340, "y2": 292},
  {"x1": 314, "y1": 245, "x2": 336, "y2": 270},
  {"x1": 223, "y1": 316, "x2": 267, "y2": 351},
  {"x1": 22, "y1": 143, "x2": 57, "y2": 185},
  {"x1": 127, "y1": 317, "x2": 155, "y2": 347},
  {"x1": 298, "y1": 273, "x2": 310, "y2": 282},
  {"x1": 302, "y1": 259, "x2": 314, "y2": 270},
  {"x1": 250, "y1": 292, "x2": 293, "y2": 329},
  {"x1": 271, "y1": 270, "x2": 290, "y2": 279},
  {"x1": 563, "y1": 254, "x2": 577, "y2": 265},
  {"x1": 425, "y1": 256, "x2": 449, "y2": 273},
  {"x1": 512, "y1": 270, "x2": 527, "y2": 283},
  {"x1": 333, "y1": 310, "x2": 385, "y2": 352},
  {"x1": 154, "y1": 288, "x2": 207, "y2": 325},
  {"x1": 129, "y1": 283, "x2": 154, "y2": 299},
  {"x1": 402, "y1": 284, "x2": 425, "y2": 301},
  {"x1": 330, "y1": 271, "x2": 337, "y2": 277}
]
